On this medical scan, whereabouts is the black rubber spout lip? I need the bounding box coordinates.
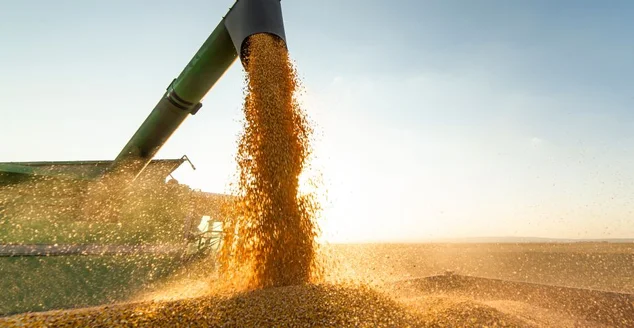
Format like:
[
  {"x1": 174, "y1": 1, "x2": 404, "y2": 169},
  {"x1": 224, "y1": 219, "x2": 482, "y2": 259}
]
[{"x1": 223, "y1": 0, "x2": 287, "y2": 65}]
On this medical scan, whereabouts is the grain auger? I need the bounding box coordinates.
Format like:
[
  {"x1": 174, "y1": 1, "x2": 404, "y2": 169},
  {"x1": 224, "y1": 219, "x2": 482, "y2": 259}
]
[{"x1": 0, "y1": 0, "x2": 289, "y2": 257}]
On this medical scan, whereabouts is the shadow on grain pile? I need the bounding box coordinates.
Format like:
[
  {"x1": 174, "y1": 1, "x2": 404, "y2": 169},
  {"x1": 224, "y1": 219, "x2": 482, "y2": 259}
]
[{"x1": 1, "y1": 283, "x2": 536, "y2": 328}]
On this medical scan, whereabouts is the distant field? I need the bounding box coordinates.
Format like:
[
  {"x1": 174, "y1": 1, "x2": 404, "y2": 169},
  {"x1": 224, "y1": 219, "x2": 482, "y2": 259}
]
[{"x1": 324, "y1": 243, "x2": 634, "y2": 293}]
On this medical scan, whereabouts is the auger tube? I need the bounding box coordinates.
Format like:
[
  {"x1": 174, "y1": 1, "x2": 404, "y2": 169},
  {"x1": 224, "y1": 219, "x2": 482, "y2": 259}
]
[{"x1": 111, "y1": 0, "x2": 286, "y2": 180}]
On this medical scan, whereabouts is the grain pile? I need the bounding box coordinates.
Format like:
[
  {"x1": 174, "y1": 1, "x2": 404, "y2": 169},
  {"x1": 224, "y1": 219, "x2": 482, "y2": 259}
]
[
  {"x1": 217, "y1": 33, "x2": 321, "y2": 289},
  {"x1": 0, "y1": 284, "x2": 425, "y2": 327},
  {"x1": 401, "y1": 296, "x2": 533, "y2": 328}
]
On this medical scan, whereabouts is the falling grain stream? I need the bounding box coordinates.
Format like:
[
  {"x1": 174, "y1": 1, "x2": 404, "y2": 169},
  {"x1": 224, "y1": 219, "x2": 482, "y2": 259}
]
[{"x1": 217, "y1": 33, "x2": 321, "y2": 290}]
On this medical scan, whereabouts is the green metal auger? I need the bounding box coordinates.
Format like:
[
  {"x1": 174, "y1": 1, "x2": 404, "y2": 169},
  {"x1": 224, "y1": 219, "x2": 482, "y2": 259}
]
[{"x1": 111, "y1": 0, "x2": 287, "y2": 181}]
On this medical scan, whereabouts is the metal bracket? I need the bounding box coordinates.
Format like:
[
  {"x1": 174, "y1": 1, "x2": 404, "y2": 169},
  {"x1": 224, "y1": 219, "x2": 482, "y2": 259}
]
[
  {"x1": 181, "y1": 155, "x2": 196, "y2": 171},
  {"x1": 190, "y1": 103, "x2": 203, "y2": 115},
  {"x1": 166, "y1": 79, "x2": 201, "y2": 114}
]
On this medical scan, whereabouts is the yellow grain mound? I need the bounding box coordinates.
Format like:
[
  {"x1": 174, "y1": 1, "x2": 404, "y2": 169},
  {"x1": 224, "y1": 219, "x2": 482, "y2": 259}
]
[
  {"x1": 1, "y1": 284, "x2": 424, "y2": 328},
  {"x1": 403, "y1": 296, "x2": 533, "y2": 328}
]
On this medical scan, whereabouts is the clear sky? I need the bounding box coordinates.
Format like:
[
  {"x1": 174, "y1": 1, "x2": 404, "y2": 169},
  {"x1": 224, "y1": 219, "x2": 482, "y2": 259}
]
[{"x1": 1, "y1": 0, "x2": 633, "y2": 242}]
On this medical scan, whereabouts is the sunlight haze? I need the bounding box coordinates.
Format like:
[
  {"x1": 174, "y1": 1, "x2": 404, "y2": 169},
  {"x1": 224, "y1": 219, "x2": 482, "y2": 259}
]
[{"x1": 1, "y1": 0, "x2": 633, "y2": 242}]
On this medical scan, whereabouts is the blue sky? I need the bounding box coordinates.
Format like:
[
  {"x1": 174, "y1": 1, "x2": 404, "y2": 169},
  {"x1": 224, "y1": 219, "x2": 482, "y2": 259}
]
[{"x1": 1, "y1": 0, "x2": 633, "y2": 241}]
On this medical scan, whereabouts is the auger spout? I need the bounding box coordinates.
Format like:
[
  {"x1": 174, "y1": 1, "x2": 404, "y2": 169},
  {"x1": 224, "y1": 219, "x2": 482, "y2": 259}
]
[{"x1": 111, "y1": 0, "x2": 286, "y2": 181}]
